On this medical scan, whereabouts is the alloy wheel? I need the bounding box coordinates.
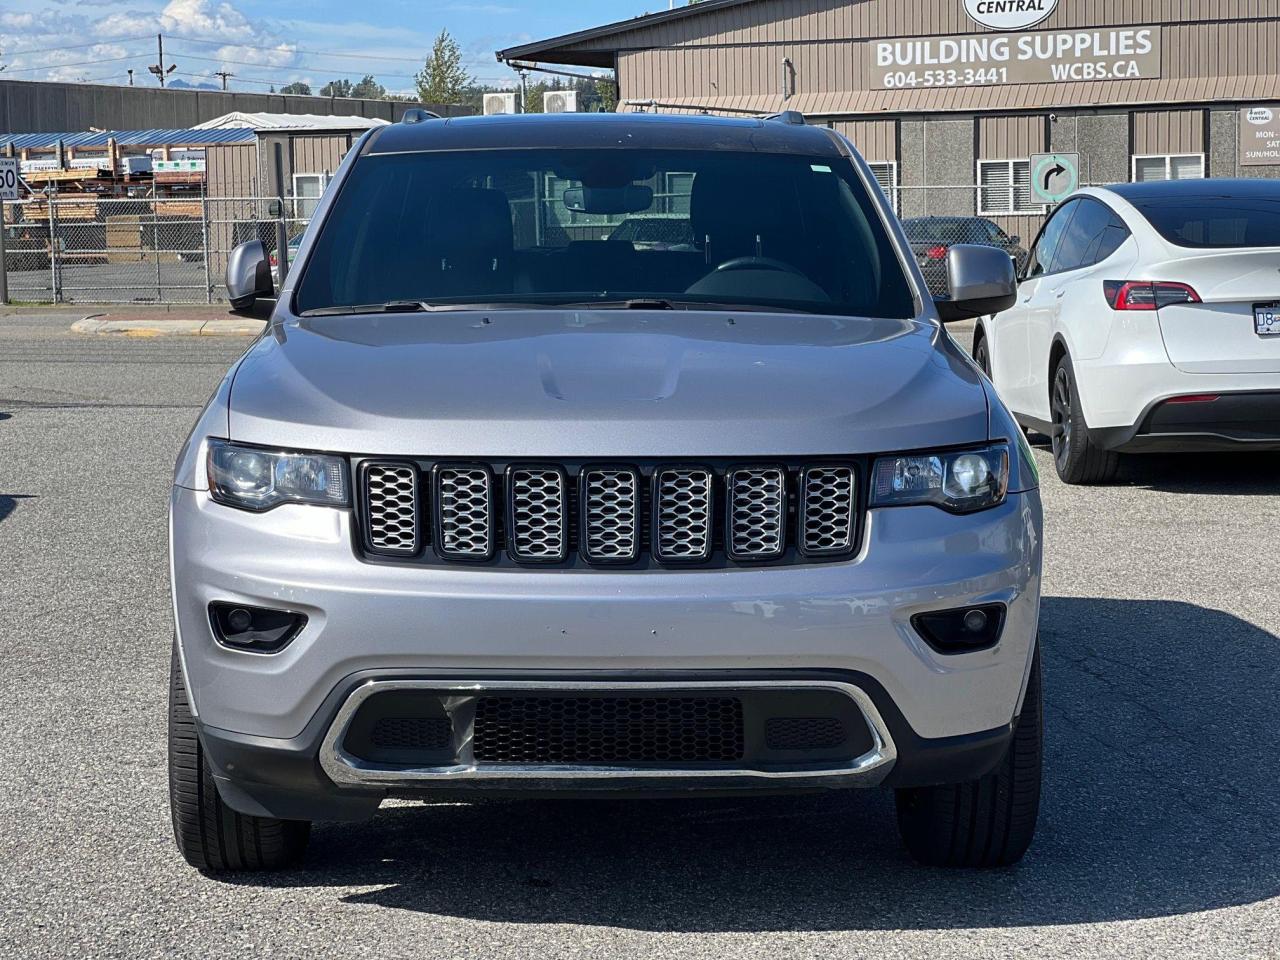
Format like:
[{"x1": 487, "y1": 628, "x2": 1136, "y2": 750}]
[{"x1": 1051, "y1": 365, "x2": 1073, "y2": 471}]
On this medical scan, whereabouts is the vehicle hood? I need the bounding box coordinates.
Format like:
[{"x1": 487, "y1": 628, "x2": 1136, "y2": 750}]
[{"x1": 227, "y1": 310, "x2": 989, "y2": 457}]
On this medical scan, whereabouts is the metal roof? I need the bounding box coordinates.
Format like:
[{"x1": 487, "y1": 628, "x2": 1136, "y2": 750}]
[
  {"x1": 0, "y1": 128, "x2": 257, "y2": 150},
  {"x1": 496, "y1": 0, "x2": 758, "y2": 66},
  {"x1": 192, "y1": 111, "x2": 390, "y2": 131}
]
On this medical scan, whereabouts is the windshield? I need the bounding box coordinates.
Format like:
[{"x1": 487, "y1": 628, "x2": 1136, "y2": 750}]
[
  {"x1": 1130, "y1": 195, "x2": 1280, "y2": 249},
  {"x1": 293, "y1": 148, "x2": 915, "y2": 318}
]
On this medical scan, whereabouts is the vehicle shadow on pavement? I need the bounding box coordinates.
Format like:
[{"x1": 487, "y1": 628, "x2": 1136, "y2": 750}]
[
  {"x1": 1027, "y1": 434, "x2": 1280, "y2": 495},
  {"x1": 225, "y1": 597, "x2": 1280, "y2": 931},
  {"x1": 0, "y1": 494, "x2": 34, "y2": 524}
]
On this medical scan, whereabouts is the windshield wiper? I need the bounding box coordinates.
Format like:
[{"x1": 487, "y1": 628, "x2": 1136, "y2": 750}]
[{"x1": 300, "y1": 300, "x2": 554, "y2": 317}]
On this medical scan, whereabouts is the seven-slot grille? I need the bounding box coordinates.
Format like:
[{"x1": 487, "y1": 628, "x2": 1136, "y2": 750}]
[{"x1": 360, "y1": 461, "x2": 860, "y2": 566}]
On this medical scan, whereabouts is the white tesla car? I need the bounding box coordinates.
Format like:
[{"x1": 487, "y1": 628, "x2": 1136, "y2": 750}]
[{"x1": 973, "y1": 179, "x2": 1280, "y2": 483}]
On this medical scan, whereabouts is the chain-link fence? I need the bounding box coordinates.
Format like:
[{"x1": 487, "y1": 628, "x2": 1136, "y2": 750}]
[
  {"x1": 1, "y1": 195, "x2": 308, "y2": 304},
  {"x1": 1, "y1": 183, "x2": 1093, "y2": 305}
]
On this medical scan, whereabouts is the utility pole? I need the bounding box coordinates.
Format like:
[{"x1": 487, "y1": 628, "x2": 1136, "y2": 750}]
[
  {"x1": 148, "y1": 34, "x2": 176, "y2": 86},
  {"x1": 127, "y1": 69, "x2": 134, "y2": 86},
  {"x1": 214, "y1": 70, "x2": 233, "y2": 91}
]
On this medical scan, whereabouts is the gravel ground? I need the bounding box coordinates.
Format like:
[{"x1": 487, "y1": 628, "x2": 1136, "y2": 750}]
[{"x1": 1, "y1": 313, "x2": 1277, "y2": 959}]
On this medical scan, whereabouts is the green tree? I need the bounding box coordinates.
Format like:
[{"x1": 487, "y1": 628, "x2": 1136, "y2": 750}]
[
  {"x1": 522, "y1": 79, "x2": 549, "y2": 115},
  {"x1": 319, "y1": 78, "x2": 353, "y2": 98},
  {"x1": 350, "y1": 74, "x2": 386, "y2": 99},
  {"x1": 415, "y1": 29, "x2": 472, "y2": 104},
  {"x1": 280, "y1": 81, "x2": 312, "y2": 96}
]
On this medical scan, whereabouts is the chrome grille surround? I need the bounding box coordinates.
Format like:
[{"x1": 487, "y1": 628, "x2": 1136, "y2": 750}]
[
  {"x1": 433, "y1": 464, "x2": 495, "y2": 560},
  {"x1": 580, "y1": 466, "x2": 641, "y2": 563},
  {"x1": 506, "y1": 465, "x2": 568, "y2": 562},
  {"x1": 726, "y1": 466, "x2": 787, "y2": 561},
  {"x1": 361, "y1": 462, "x2": 421, "y2": 555},
  {"x1": 652, "y1": 466, "x2": 714, "y2": 562},
  {"x1": 800, "y1": 465, "x2": 857, "y2": 556}
]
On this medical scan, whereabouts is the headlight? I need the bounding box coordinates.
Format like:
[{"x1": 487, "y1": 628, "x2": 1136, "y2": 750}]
[
  {"x1": 207, "y1": 440, "x2": 348, "y2": 511},
  {"x1": 870, "y1": 443, "x2": 1009, "y2": 514}
]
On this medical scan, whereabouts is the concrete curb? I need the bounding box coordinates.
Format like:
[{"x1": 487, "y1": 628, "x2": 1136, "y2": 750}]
[{"x1": 71, "y1": 316, "x2": 266, "y2": 337}]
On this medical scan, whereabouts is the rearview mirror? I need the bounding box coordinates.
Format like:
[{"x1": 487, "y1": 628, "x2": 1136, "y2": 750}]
[
  {"x1": 225, "y1": 239, "x2": 274, "y2": 313},
  {"x1": 562, "y1": 185, "x2": 653, "y2": 215},
  {"x1": 934, "y1": 244, "x2": 1018, "y2": 324}
]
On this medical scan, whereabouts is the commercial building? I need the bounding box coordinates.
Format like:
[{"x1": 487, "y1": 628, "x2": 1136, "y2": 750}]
[{"x1": 498, "y1": 0, "x2": 1280, "y2": 240}]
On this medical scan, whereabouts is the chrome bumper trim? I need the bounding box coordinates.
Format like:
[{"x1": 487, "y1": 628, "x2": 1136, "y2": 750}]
[{"x1": 318, "y1": 679, "x2": 898, "y2": 787}]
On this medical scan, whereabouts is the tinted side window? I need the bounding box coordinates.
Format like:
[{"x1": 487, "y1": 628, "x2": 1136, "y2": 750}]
[
  {"x1": 1025, "y1": 200, "x2": 1078, "y2": 278},
  {"x1": 1091, "y1": 215, "x2": 1132, "y2": 263},
  {"x1": 1054, "y1": 198, "x2": 1114, "y2": 272}
]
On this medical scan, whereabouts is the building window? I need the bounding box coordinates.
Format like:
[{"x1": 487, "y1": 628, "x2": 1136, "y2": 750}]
[
  {"x1": 292, "y1": 173, "x2": 329, "y2": 220},
  {"x1": 978, "y1": 159, "x2": 1037, "y2": 215},
  {"x1": 867, "y1": 161, "x2": 898, "y2": 211},
  {"x1": 1131, "y1": 154, "x2": 1205, "y2": 183}
]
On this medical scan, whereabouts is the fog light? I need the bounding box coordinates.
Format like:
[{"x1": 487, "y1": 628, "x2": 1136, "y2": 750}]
[
  {"x1": 912, "y1": 603, "x2": 1006, "y2": 654},
  {"x1": 209, "y1": 602, "x2": 307, "y2": 653}
]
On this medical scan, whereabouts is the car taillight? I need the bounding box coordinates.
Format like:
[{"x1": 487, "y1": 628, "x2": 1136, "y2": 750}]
[
  {"x1": 925, "y1": 245, "x2": 948, "y2": 261},
  {"x1": 1103, "y1": 280, "x2": 1201, "y2": 311}
]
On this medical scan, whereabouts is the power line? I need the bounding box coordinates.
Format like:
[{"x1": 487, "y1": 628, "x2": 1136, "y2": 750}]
[
  {"x1": 0, "y1": 35, "x2": 153, "y2": 57},
  {"x1": 0, "y1": 52, "x2": 153, "y2": 73},
  {"x1": 166, "y1": 35, "x2": 426, "y2": 63},
  {"x1": 175, "y1": 51, "x2": 418, "y2": 80}
]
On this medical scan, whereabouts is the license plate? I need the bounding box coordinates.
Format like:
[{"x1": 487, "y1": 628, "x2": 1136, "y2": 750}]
[{"x1": 1255, "y1": 302, "x2": 1280, "y2": 337}]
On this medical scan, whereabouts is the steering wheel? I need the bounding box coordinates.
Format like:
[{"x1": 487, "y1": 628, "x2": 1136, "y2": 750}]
[{"x1": 713, "y1": 256, "x2": 808, "y2": 277}]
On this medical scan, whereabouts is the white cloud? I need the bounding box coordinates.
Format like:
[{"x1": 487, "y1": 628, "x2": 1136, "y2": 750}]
[{"x1": 158, "y1": 0, "x2": 254, "y2": 41}]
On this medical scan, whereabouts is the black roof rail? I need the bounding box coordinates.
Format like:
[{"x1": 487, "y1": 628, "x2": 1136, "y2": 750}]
[
  {"x1": 764, "y1": 110, "x2": 806, "y2": 125},
  {"x1": 400, "y1": 108, "x2": 442, "y2": 124}
]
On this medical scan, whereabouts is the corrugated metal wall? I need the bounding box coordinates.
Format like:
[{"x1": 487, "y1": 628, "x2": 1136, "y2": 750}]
[
  {"x1": 829, "y1": 119, "x2": 896, "y2": 161},
  {"x1": 978, "y1": 116, "x2": 1047, "y2": 160},
  {"x1": 597, "y1": 1, "x2": 1280, "y2": 117},
  {"x1": 0, "y1": 79, "x2": 469, "y2": 135},
  {"x1": 1133, "y1": 109, "x2": 1205, "y2": 154}
]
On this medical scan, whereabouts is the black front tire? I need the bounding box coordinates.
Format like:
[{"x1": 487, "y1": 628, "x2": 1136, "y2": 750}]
[
  {"x1": 1050, "y1": 353, "x2": 1121, "y2": 485},
  {"x1": 972, "y1": 331, "x2": 992, "y2": 378},
  {"x1": 895, "y1": 644, "x2": 1043, "y2": 868},
  {"x1": 168, "y1": 646, "x2": 310, "y2": 872}
]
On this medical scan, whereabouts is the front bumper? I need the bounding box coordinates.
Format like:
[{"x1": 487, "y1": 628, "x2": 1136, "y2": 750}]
[{"x1": 171, "y1": 485, "x2": 1041, "y2": 818}]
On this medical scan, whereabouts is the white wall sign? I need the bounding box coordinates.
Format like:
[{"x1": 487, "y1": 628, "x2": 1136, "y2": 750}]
[
  {"x1": 965, "y1": 0, "x2": 1059, "y2": 31},
  {"x1": 1240, "y1": 106, "x2": 1280, "y2": 166}
]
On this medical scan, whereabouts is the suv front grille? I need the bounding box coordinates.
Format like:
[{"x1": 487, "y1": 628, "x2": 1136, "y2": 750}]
[{"x1": 357, "y1": 459, "x2": 861, "y2": 568}]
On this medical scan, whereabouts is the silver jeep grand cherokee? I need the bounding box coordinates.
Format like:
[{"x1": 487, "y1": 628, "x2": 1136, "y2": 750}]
[{"x1": 169, "y1": 112, "x2": 1043, "y2": 872}]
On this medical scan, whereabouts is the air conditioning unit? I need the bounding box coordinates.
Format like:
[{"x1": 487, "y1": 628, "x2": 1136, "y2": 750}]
[
  {"x1": 484, "y1": 92, "x2": 519, "y2": 116},
  {"x1": 543, "y1": 90, "x2": 579, "y2": 114}
]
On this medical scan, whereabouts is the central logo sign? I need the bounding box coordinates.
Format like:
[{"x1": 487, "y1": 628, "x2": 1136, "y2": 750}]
[{"x1": 964, "y1": 0, "x2": 1059, "y2": 31}]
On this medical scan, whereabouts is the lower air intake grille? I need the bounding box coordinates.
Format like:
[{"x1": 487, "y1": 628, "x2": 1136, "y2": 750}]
[
  {"x1": 765, "y1": 717, "x2": 848, "y2": 751},
  {"x1": 370, "y1": 717, "x2": 452, "y2": 751},
  {"x1": 472, "y1": 695, "x2": 745, "y2": 764}
]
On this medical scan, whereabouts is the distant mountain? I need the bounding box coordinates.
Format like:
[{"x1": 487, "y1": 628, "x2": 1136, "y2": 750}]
[{"x1": 168, "y1": 79, "x2": 220, "y2": 91}]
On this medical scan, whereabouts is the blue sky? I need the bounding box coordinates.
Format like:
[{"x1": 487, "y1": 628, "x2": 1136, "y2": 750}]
[{"x1": 0, "y1": 0, "x2": 656, "y2": 93}]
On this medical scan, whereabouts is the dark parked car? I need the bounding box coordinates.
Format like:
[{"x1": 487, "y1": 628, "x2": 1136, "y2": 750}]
[{"x1": 903, "y1": 217, "x2": 1028, "y2": 296}]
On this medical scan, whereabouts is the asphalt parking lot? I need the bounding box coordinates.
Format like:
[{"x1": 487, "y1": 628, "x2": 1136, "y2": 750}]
[{"x1": 1, "y1": 311, "x2": 1278, "y2": 959}]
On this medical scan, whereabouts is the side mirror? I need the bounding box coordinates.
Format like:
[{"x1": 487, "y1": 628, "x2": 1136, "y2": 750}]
[
  {"x1": 934, "y1": 243, "x2": 1017, "y2": 324},
  {"x1": 225, "y1": 239, "x2": 274, "y2": 313}
]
